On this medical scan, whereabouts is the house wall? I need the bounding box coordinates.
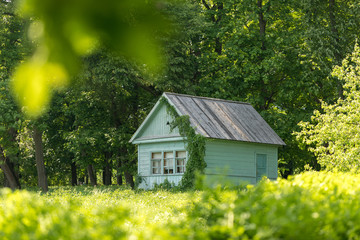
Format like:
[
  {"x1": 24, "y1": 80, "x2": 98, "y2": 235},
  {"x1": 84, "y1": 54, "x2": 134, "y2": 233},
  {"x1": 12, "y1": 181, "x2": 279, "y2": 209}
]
[
  {"x1": 136, "y1": 102, "x2": 179, "y2": 140},
  {"x1": 204, "y1": 139, "x2": 278, "y2": 185},
  {"x1": 137, "y1": 140, "x2": 186, "y2": 189}
]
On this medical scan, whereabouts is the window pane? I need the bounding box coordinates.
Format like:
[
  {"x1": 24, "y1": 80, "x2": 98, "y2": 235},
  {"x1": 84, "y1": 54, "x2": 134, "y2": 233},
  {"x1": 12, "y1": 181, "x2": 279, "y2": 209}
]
[
  {"x1": 176, "y1": 159, "x2": 185, "y2": 173},
  {"x1": 152, "y1": 159, "x2": 161, "y2": 175},
  {"x1": 164, "y1": 159, "x2": 173, "y2": 167},
  {"x1": 176, "y1": 151, "x2": 186, "y2": 158},
  {"x1": 164, "y1": 151, "x2": 173, "y2": 158},
  {"x1": 152, "y1": 161, "x2": 160, "y2": 168},
  {"x1": 164, "y1": 157, "x2": 174, "y2": 174},
  {"x1": 164, "y1": 168, "x2": 174, "y2": 174},
  {"x1": 177, "y1": 166, "x2": 184, "y2": 173},
  {"x1": 177, "y1": 159, "x2": 184, "y2": 166},
  {"x1": 152, "y1": 152, "x2": 161, "y2": 159}
]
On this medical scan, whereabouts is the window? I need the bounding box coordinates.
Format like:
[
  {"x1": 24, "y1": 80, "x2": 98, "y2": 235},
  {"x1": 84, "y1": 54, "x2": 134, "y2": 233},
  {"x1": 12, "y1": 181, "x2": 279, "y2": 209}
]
[
  {"x1": 176, "y1": 151, "x2": 186, "y2": 173},
  {"x1": 151, "y1": 150, "x2": 187, "y2": 175},
  {"x1": 164, "y1": 152, "x2": 174, "y2": 174},
  {"x1": 151, "y1": 152, "x2": 161, "y2": 174}
]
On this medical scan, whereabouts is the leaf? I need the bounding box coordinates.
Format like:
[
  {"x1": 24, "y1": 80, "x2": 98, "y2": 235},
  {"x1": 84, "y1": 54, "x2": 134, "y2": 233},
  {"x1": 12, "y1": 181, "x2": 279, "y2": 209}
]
[{"x1": 12, "y1": 60, "x2": 68, "y2": 117}]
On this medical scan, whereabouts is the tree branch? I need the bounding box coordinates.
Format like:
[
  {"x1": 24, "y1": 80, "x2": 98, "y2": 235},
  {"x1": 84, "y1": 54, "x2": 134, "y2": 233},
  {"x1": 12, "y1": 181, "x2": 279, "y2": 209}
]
[{"x1": 201, "y1": 0, "x2": 211, "y2": 10}]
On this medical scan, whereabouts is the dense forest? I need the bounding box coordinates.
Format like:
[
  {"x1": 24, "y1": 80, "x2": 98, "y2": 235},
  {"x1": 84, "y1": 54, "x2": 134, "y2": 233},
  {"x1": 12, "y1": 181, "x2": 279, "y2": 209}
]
[{"x1": 1, "y1": 0, "x2": 360, "y2": 191}]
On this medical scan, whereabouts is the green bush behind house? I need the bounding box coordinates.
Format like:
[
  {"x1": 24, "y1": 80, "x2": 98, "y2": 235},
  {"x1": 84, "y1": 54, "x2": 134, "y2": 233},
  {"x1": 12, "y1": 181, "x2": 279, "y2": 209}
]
[{"x1": 1, "y1": 172, "x2": 360, "y2": 239}]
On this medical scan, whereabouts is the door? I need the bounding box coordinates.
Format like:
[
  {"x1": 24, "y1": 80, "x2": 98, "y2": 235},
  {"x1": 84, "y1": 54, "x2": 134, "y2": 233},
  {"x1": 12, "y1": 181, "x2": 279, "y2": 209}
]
[{"x1": 256, "y1": 154, "x2": 267, "y2": 183}]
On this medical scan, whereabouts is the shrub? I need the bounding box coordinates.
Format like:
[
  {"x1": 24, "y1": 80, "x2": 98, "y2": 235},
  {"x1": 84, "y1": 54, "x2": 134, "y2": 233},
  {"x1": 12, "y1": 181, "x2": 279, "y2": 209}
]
[
  {"x1": 3, "y1": 172, "x2": 360, "y2": 239},
  {"x1": 144, "y1": 171, "x2": 360, "y2": 240},
  {"x1": 0, "y1": 188, "x2": 128, "y2": 240}
]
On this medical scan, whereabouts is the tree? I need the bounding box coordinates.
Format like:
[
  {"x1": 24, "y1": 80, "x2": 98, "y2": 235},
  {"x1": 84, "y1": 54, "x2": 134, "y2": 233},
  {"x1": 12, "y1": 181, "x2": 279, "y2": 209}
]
[
  {"x1": 33, "y1": 124, "x2": 48, "y2": 192},
  {"x1": 300, "y1": 0, "x2": 360, "y2": 99},
  {"x1": 12, "y1": 0, "x2": 171, "y2": 117},
  {"x1": 187, "y1": 0, "x2": 360, "y2": 176},
  {"x1": 41, "y1": 49, "x2": 157, "y2": 187},
  {"x1": 0, "y1": 0, "x2": 31, "y2": 189},
  {"x1": 296, "y1": 44, "x2": 360, "y2": 172}
]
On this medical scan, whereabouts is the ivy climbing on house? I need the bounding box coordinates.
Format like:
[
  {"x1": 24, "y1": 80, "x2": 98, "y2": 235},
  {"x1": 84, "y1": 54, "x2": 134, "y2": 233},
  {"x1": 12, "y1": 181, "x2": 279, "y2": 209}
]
[{"x1": 160, "y1": 97, "x2": 206, "y2": 189}]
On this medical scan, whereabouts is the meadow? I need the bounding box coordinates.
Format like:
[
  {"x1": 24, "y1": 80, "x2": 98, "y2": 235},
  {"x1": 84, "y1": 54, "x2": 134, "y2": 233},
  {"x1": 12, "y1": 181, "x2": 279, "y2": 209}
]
[
  {"x1": 41, "y1": 186, "x2": 199, "y2": 235},
  {"x1": 1, "y1": 171, "x2": 360, "y2": 239}
]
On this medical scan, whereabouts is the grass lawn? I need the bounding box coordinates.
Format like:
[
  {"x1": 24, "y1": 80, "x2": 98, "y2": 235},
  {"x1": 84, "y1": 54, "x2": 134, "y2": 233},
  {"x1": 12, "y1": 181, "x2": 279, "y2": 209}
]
[
  {"x1": 2, "y1": 172, "x2": 360, "y2": 239},
  {"x1": 35, "y1": 186, "x2": 201, "y2": 235}
]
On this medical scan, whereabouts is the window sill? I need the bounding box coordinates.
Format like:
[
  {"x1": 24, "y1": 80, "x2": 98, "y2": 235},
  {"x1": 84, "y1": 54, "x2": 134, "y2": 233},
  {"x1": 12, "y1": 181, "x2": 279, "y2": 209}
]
[{"x1": 143, "y1": 173, "x2": 185, "y2": 177}]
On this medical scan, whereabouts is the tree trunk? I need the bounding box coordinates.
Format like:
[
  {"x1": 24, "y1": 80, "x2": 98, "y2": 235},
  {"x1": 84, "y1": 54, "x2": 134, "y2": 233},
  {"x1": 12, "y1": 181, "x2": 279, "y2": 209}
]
[
  {"x1": 214, "y1": 3, "x2": 223, "y2": 55},
  {"x1": 328, "y1": 0, "x2": 343, "y2": 98},
  {"x1": 117, "y1": 158, "x2": 123, "y2": 185},
  {"x1": 3, "y1": 171, "x2": 9, "y2": 188},
  {"x1": 201, "y1": 1, "x2": 223, "y2": 55},
  {"x1": 34, "y1": 127, "x2": 48, "y2": 192},
  {"x1": 87, "y1": 164, "x2": 97, "y2": 186},
  {"x1": 0, "y1": 155, "x2": 20, "y2": 190},
  {"x1": 102, "y1": 153, "x2": 112, "y2": 185},
  {"x1": 71, "y1": 162, "x2": 77, "y2": 186},
  {"x1": 1, "y1": 128, "x2": 21, "y2": 189},
  {"x1": 124, "y1": 170, "x2": 134, "y2": 189},
  {"x1": 258, "y1": 0, "x2": 267, "y2": 51}
]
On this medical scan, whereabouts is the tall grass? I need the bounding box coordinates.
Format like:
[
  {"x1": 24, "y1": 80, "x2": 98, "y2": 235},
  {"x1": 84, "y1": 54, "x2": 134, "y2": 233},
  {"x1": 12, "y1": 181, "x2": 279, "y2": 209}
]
[{"x1": 1, "y1": 172, "x2": 360, "y2": 239}]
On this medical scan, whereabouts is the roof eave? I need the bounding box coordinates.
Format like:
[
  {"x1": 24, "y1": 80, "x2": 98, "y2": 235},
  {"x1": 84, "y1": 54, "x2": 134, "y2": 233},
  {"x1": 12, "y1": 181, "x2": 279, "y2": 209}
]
[{"x1": 206, "y1": 137, "x2": 286, "y2": 146}]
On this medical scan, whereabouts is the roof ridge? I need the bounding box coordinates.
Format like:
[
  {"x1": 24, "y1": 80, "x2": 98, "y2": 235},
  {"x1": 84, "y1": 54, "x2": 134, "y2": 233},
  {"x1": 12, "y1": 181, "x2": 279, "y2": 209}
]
[{"x1": 164, "y1": 92, "x2": 251, "y2": 105}]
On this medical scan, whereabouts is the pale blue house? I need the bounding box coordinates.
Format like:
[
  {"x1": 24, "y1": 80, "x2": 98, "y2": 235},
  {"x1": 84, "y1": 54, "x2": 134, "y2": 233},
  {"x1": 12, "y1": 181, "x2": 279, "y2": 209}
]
[{"x1": 130, "y1": 93, "x2": 285, "y2": 189}]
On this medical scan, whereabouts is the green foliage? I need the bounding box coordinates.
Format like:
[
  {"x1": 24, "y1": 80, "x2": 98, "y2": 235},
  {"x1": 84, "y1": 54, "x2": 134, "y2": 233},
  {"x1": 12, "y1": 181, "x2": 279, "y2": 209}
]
[
  {"x1": 152, "y1": 178, "x2": 178, "y2": 191},
  {"x1": 12, "y1": 0, "x2": 170, "y2": 117},
  {"x1": 153, "y1": 1, "x2": 206, "y2": 94},
  {"x1": 296, "y1": 44, "x2": 360, "y2": 172},
  {"x1": 3, "y1": 173, "x2": 360, "y2": 239},
  {"x1": 160, "y1": 97, "x2": 206, "y2": 189},
  {"x1": 3, "y1": 0, "x2": 360, "y2": 186},
  {"x1": 0, "y1": 188, "x2": 129, "y2": 239},
  {"x1": 188, "y1": 0, "x2": 360, "y2": 177},
  {"x1": 26, "y1": 186, "x2": 195, "y2": 238},
  {"x1": 145, "y1": 171, "x2": 360, "y2": 240}
]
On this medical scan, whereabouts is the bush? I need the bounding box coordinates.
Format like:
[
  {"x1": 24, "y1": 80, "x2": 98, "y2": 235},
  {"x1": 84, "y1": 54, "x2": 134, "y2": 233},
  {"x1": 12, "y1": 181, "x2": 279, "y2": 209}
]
[
  {"x1": 296, "y1": 44, "x2": 360, "y2": 172},
  {"x1": 143, "y1": 171, "x2": 360, "y2": 240},
  {"x1": 2, "y1": 172, "x2": 360, "y2": 239},
  {"x1": 0, "y1": 188, "x2": 128, "y2": 240}
]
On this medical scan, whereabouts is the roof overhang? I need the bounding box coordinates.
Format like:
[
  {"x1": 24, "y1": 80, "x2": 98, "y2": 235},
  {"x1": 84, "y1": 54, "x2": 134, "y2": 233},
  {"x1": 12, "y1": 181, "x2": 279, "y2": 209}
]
[{"x1": 132, "y1": 136, "x2": 185, "y2": 144}]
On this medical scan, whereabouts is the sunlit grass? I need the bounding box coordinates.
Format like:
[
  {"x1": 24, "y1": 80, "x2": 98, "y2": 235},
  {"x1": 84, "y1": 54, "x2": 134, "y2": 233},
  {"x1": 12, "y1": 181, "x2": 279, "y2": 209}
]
[
  {"x1": 2, "y1": 172, "x2": 360, "y2": 239},
  {"x1": 30, "y1": 185, "x2": 200, "y2": 235}
]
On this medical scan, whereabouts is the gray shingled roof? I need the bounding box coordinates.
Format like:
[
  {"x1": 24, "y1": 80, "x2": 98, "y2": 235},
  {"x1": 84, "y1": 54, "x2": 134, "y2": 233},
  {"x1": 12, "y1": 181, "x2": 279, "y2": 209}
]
[{"x1": 164, "y1": 92, "x2": 286, "y2": 146}]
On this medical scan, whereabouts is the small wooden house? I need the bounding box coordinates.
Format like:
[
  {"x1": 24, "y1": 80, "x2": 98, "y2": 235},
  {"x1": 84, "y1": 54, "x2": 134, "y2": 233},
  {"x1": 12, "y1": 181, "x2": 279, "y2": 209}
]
[{"x1": 130, "y1": 93, "x2": 285, "y2": 189}]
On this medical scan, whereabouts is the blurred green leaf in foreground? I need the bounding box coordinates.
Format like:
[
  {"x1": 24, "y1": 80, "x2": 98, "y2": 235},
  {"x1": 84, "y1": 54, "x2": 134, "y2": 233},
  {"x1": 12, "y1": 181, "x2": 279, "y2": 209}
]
[{"x1": 12, "y1": 0, "x2": 170, "y2": 117}]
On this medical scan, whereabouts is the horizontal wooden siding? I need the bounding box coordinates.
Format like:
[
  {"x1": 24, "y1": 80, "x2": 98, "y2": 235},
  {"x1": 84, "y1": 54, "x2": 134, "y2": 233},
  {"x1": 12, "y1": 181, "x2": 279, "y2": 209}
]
[
  {"x1": 137, "y1": 102, "x2": 179, "y2": 140},
  {"x1": 204, "y1": 140, "x2": 278, "y2": 184},
  {"x1": 138, "y1": 140, "x2": 186, "y2": 189}
]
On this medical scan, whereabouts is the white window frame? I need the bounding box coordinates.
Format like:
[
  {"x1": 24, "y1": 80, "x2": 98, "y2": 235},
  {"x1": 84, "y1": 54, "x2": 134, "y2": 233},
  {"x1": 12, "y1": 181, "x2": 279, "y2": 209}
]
[
  {"x1": 151, "y1": 152, "x2": 162, "y2": 175},
  {"x1": 150, "y1": 150, "x2": 187, "y2": 175},
  {"x1": 175, "y1": 151, "x2": 186, "y2": 174},
  {"x1": 163, "y1": 151, "x2": 174, "y2": 174}
]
